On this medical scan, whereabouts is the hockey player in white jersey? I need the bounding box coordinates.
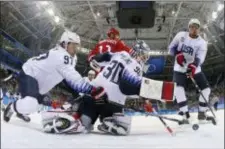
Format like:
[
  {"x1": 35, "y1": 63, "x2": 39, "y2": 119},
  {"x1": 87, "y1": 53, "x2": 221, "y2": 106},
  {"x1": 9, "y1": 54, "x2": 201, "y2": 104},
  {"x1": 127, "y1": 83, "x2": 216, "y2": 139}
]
[
  {"x1": 74, "y1": 40, "x2": 147, "y2": 136},
  {"x1": 3, "y1": 30, "x2": 105, "y2": 124},
  {"x1": 168, "y1": 18, "x2": 214, "y2": 123},
  {"x1": 39, "y1": 40, "x2": 146, "y2": 134},
  {"x1": 39, "y1": 40, "x2": 175, "y2": 134},
  {"x1": 75, "y1": 40, "x2": 175, "y2": 135}
]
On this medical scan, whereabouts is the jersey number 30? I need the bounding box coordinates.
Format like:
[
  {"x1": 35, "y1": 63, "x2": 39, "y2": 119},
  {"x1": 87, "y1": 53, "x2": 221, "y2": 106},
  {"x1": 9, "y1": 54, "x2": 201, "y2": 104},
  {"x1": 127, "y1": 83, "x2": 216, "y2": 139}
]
[{"x1": 103, "y1": 60, "x2": 124, "y2": 84}]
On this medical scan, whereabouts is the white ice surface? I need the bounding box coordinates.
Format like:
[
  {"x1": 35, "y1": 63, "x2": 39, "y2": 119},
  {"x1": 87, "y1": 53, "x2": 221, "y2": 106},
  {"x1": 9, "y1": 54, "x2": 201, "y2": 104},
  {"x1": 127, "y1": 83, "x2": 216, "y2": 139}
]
[{"x1": 1, "y1": 110, "x2": 224, "y2": 149}]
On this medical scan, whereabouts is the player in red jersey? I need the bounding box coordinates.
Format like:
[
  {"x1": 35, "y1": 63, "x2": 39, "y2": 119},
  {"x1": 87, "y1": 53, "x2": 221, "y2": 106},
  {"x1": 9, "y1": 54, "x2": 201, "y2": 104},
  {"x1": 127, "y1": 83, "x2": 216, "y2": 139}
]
[{"x1": 88, "y1": 28, "x2": 133, "y2": 72}]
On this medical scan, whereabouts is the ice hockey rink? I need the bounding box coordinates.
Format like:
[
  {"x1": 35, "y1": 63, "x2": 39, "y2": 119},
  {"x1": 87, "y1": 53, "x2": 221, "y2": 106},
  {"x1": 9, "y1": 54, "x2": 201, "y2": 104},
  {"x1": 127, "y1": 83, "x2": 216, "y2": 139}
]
[
  {"x1": 1, "y1": 110, "x2": 224, "y2": 149},
  {"x1": 1, "y1": 1, "x2": 224, "y2": 149}
]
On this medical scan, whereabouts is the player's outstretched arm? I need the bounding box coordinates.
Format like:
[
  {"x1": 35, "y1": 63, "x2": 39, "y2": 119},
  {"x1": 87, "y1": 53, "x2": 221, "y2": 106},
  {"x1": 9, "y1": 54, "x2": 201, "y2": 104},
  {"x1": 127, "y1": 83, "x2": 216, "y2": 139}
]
[
  {"x1": 91, "y1": 52, "x2": 112, "y2": 63},
  {"x1": 56, "y1": 64, "x2": 105, "y2": 99},
  {"x1": 89, "y1": 52, "x2": 113, "y2": 72}
]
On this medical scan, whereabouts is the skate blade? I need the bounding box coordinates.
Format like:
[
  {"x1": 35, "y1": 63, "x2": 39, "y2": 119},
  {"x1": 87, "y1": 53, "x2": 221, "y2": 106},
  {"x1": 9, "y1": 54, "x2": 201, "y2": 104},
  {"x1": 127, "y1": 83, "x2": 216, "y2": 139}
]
[{"x1": 198, "y1": 119, "x2": 217, "y2": 125}]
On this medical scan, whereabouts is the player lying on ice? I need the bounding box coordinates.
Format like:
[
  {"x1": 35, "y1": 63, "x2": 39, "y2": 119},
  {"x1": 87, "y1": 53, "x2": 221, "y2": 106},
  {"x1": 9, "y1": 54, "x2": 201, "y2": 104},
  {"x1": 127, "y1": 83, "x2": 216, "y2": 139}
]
[
  {"x1": 41, "y1": 40, "x2": 175, "y2": 135},
  {"x1": 3, "y1": 30, "x2": 106, "y2": 123}
]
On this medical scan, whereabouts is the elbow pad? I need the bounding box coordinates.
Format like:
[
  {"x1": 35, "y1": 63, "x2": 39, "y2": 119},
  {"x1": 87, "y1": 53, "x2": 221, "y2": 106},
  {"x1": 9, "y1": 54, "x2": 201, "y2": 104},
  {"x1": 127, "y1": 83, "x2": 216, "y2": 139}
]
[{"x1": 66, "y1": 79, "x2": 93, "y2": 94}]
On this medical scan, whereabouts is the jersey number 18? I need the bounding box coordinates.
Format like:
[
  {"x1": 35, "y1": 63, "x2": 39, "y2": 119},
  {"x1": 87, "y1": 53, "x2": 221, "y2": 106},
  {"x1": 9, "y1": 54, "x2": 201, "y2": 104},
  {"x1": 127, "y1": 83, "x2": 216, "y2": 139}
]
[{"x1": 103, "y1": 60, "x2": 124, "y2": 84}]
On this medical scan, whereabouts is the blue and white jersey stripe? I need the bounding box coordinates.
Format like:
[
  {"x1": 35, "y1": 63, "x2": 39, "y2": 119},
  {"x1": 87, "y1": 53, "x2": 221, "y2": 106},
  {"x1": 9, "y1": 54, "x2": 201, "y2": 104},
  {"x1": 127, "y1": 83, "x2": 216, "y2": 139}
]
[
  {"x1": 121, "y1": 69, "x2": 141, "y2": 87},
  {"x1": 66, "y1": 79, "x2": 93, "y2": 94}
]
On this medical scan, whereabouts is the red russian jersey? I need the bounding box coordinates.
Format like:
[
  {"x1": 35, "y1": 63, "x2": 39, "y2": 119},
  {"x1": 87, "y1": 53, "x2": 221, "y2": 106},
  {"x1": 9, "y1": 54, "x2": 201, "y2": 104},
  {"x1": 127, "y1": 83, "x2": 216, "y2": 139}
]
[{"x1": 88, "y1": 39, "x2": 132, "y2": 61}]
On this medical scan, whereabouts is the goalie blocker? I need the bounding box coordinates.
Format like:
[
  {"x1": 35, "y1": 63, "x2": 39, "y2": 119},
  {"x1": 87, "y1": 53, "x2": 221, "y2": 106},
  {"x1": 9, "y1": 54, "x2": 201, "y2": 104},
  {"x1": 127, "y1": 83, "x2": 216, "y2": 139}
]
[
  {"x1": 140, "y1": 77, "x2": 176, "y2": 102},
  {"x1": 119, "y1": 76, "x2": 176, "y2": 102}
]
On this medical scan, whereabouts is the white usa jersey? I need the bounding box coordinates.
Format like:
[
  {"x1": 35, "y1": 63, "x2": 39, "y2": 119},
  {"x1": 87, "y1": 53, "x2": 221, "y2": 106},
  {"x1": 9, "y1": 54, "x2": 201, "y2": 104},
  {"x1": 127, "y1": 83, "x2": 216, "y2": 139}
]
[
  {"x1": 168, "y1": 31, "x2": 208, "y2": 73},
  {"x1": 22, "y1": 46, "x2": 84, "y2": 94},
  {"x1": 92, "y1": 51, "x2": 142, "y2": 105}
]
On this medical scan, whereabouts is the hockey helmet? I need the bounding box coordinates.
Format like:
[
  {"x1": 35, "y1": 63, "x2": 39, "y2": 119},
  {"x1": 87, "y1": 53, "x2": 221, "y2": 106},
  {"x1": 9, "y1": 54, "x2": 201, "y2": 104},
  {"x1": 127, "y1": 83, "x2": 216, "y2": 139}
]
[
  {"x1": 60, "y1": 30, "x2": 80, "y2": 44},
  {"x1": 188, "y1": 18, "x2": 201, "y2": 28},
  {"x1": 107, "y1": 28, "x2": 120, "y2": 37}
]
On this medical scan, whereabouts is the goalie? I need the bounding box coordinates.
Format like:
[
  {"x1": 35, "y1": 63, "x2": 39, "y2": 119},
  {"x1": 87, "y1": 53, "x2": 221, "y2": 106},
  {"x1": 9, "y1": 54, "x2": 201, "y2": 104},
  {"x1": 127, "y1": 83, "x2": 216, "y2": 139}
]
[
  {"x1": 48, "y1": 41, "x2": 174, "y2": 135},
  {"x1": 41, "y1": 41, "x2": 175, "y2": 135}
]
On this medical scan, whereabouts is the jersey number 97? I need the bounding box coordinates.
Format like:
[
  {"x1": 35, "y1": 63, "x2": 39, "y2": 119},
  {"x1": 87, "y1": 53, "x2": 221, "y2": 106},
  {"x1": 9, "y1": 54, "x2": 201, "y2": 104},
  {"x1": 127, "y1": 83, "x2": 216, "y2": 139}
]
[{"x1": 64, "y1": 56, "x2": 73, "y2": 65}]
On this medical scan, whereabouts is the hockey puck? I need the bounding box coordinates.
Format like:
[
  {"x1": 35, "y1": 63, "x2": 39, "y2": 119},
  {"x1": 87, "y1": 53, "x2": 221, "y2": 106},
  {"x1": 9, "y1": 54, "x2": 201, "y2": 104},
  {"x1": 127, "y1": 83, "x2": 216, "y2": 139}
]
[{"x1": 192, "y1": 124, "x2": 199, "y2": 130}]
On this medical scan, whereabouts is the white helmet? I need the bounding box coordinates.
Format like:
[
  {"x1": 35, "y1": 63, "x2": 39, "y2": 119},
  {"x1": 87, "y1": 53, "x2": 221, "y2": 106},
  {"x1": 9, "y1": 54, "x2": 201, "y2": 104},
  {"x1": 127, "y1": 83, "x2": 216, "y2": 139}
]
[
  {"x1": 188, "y1": 18, "x2": 201, "y2": 27},
  {"x1": 88, "y1": 70, "x2": 96, "y2": 75},
  {"x1": 60, "y1": 30, "x2": 80, "y2": 44}
]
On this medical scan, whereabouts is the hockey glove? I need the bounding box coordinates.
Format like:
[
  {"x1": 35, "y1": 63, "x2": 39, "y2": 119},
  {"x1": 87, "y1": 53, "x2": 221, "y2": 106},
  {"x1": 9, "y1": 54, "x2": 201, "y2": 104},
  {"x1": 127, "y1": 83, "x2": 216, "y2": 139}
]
[
  {"x1": 91, "y1": 87, "x2": 106, "y2": 100},
  {"x1": 187, "y1": 63, "x2": 197, "y2": 77},
  {"x1": 175, "y1": 52, "x2": 186, "y2": 66}
]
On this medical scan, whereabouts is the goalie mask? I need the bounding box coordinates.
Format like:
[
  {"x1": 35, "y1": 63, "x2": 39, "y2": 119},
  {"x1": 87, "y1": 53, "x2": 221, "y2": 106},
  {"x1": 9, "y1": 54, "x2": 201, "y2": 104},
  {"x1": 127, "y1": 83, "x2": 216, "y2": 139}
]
[{"x1": 132, "y1": 40, "x2": 150, "y2": 65}]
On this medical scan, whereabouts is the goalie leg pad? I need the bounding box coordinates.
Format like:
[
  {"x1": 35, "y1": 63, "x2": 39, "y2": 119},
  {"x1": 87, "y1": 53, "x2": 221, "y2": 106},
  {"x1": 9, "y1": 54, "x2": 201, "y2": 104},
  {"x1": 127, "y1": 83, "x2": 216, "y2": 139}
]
[
  {"x1": 41, "y1": 112, "x2": 85, "y2": 134},
  {"x1": 98, "y1": 113, "x2": 131, "y2": 136}
]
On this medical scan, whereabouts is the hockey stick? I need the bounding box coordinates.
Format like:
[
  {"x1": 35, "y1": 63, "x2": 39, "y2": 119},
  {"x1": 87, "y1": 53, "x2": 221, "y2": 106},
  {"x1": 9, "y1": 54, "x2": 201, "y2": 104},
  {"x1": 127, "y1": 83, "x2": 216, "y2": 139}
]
[
  {"x1": 149, "y1": 112, "x2": 187, "y2": 125},
  {"x1": 127, "y1": 107, "x2": 176, "y2": 135},
  {"x1": 0, "y1": 74, "x2": 14, "y2": 83},
  {"x1": 188, "y1": 74, "x2": 216, "y2": 119},
  {"x1": 151, "y1": 108, "x2": 174, "y2": 136},
  {"x1": 46, "y1": 110, "x2": 77, "y2": 113},
  {"x1": 0, "y1": 74, "x2": 14, "y2": 100},
  {"x1": 128, "y1": 108, "x2": 185, "y2": 124}
]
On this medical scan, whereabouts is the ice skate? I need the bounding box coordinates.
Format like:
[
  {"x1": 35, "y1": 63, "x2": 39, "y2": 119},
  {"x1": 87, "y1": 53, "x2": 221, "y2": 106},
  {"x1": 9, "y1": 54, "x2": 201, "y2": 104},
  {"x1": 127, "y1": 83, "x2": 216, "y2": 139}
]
[
  {"x1": 16, "y1": 113, "x2": 31, "y2": 122},
  {"x1": 3, "y1": 103, "x2": 14, "y2": 122},
  {"x1": 198, "y1": 111, "x2": 217, "y2": 125}
]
